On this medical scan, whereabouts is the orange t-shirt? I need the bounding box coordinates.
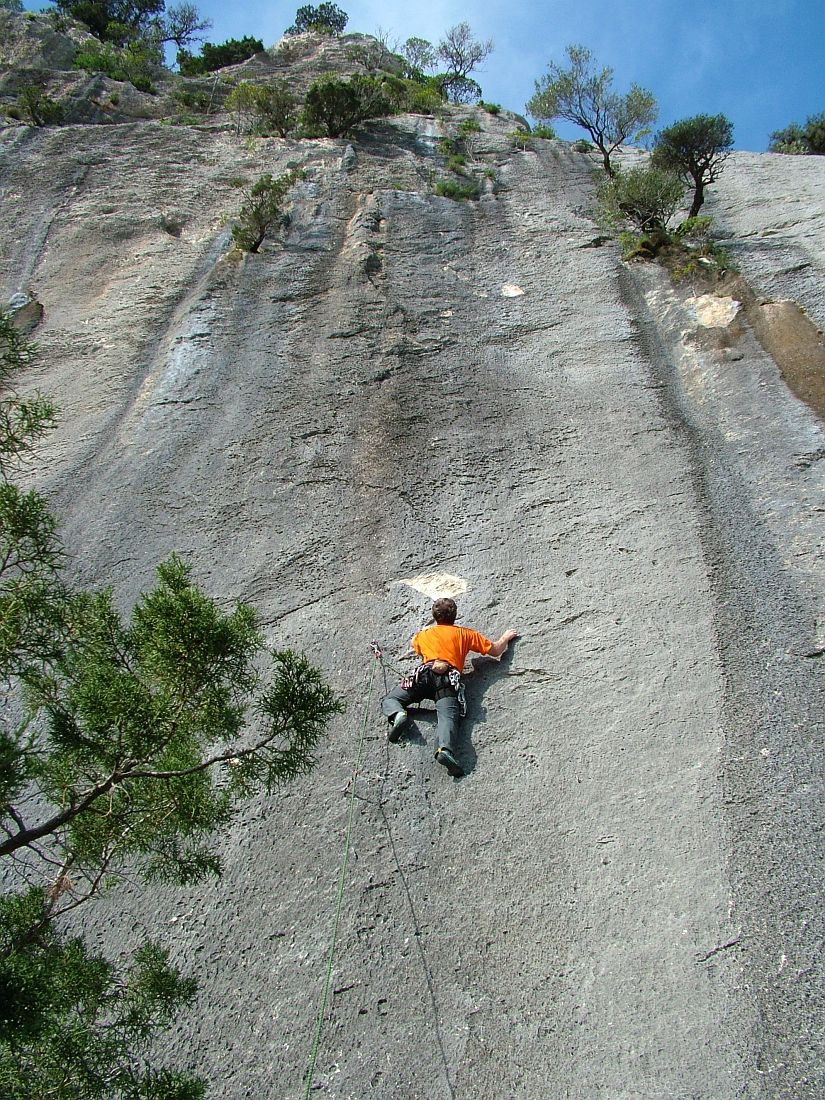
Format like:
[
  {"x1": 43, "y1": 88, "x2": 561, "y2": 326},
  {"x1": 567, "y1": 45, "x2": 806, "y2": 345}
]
[{"x1": 412, "y1": 623, "x2": 493, "y2": 671}]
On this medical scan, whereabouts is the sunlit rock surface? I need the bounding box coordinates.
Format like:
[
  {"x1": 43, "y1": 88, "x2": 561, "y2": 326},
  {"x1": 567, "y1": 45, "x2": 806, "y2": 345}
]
[{"x1": 1, "y1": 31, "x2": 824, "y2": 1099}]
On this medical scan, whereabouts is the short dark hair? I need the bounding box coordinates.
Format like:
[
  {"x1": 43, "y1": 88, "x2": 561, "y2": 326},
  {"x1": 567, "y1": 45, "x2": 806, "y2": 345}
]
[{"x1": 432, "y1": 598, "x2": 457, "y2": 624}]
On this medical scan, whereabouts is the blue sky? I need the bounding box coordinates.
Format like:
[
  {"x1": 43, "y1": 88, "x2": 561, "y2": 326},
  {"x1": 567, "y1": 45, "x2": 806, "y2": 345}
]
[{"x1": 27, "y1": 0, "x2": 824, "y2": 150}]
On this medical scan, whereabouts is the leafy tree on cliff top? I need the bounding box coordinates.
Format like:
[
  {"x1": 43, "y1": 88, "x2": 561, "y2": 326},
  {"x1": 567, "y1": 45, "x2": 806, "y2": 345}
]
[
  {"x1": 285, "y1": 2, "x2": 348, "y2": 36},
  {"x1": 401, "y1": 35, "x2": 436, "y2": 78},
  {"x1": 527, "y1": 44, "x2": 658, "y2": 176},
  {"x1": 177, "y1": 34, "x2": 263, "y2": 75},
  {"x1": 651, "y1": 113, "x2": 734, "y2": 218},
  {"x1": 436, "y1": 21, "x2": 493, "y2": 104},
  {"x1": 0, "y1": 309, "x2": 342, "y2": 1096},
  {"x1": 769, "y1": 111, "x2": 825, "y2": 155},
  {"x1": 56, "y1": 0, "x2": 209, "y2": 49}
]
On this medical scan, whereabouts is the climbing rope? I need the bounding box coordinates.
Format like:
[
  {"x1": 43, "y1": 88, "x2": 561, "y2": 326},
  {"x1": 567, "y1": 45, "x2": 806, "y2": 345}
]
[{"x1": 301, "y1": 646, "x2": 380, "y2": 1098}]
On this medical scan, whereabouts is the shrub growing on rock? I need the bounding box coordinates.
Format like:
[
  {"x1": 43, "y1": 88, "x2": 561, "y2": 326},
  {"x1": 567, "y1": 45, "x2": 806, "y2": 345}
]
[
  {"x1": 254, "y1": 80, "x2": 298, "y2": 137},
  {"x1": 226, "y1": 80, "x2": 297, "y2": 137},
  {"x1": 302, "y1": 75, "x2": 393, "y2": 137},
  {"x1": 434, "y1": 176, "x2": 480, "y2": 200},
  {"x1": 73, "y1": 38, "x2": 161, "y2": 92},
  {"x1": 16, "y1": 84, "x2": 64, "y2": 127},
  {"x1": 508, "y1": 128, "x2": 533, "y2": 150},
  {"x1": 177, "y1": 34, "x2": 264, "y2": 75},
  {"x1": 232, "y1": 169, "x2": 304, "y2": 252},
  {"x1": 437, "y1": 73, "x2": 481, "y2": 106},
  {"x1": 597, "y1": 165, "x2": 685, "y2": 233}
]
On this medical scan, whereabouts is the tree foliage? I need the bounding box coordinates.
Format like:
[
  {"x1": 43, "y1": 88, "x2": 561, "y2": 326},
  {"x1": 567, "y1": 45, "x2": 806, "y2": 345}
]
[
  {"x1": 56, "y1": 0, "x2": 208, "y2": 49},
  {"x1": 437, "y1": 21, "x2": 492, "y2": 80},
  {"x1": 597, "y1": 165, "x2": 685, "y2": 233},
  {"x1": 436, "y1": 74, "x2": 481, "y2": 106},
  {"x1": 0, "y1": 0, "x2": 25, "y2": 12},
  {"x1": 232, "y1": 170, "x2": 304, "y2": 251},
  {"x1": 302, "y1": 74, "x2": 393, "y2": 137},
  {"x1": 73, "y1": 37, "x2": 163, "y2": 92},
  {"x1": 0, "y1": 899, "x2": 203, "y2": 1100},
  {"x1": 436, "y1": 22, "x2": 492, "y2": 103},
  {"x1": 56, "y1": 0, "x2": 164, "y2": 44},
  {"x1": 177, "y1": 35, "x2": 263, "y2": 75},
  {"x1": 285, "y1": 2, "x2": 347, "y2": 36},
  {"x1": 152, "y1": 1, "x2": 210, "y2": 50},
  {"x1": 224, "y1": 80, "x2": 298, "y2": 137},
  {"x1": 769, "y1": 111, "x2": 825, "y2": 155},
  {"x1": 527, "y1": 44, "x2": 657, "y2": 175},
  {"x1": 652, "y1": 113, "x2": 734, "y2": 218},
  {"x1": 401, "y1": 35, "x2": 436, "y2": 78},
  {"x1": 0, "y1": 313, "x2": 342, "y2": 1094},
  {"x1": 14, "y1": 84, "x2": 64, "y2": 127}
]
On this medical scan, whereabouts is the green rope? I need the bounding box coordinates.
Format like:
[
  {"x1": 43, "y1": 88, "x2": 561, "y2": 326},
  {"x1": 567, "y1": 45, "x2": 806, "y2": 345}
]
[{"x1": 302, "y1": 655, "x2": 378, "y2": 1098}]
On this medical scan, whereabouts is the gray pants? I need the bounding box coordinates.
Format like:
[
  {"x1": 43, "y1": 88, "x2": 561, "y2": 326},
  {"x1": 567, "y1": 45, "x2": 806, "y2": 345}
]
[{"x1": 381, "y1": 668, "x2": 462, "y2": 754}]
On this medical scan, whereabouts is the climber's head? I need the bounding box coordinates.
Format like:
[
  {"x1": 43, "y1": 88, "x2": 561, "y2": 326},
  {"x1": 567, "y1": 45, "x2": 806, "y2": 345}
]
[{"x1": 432, "y1": 598, "x2": 458, "y2": 625}]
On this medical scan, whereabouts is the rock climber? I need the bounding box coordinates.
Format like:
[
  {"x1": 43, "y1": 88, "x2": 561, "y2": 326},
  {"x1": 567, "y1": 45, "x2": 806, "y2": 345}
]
[{"x1": 381, "y1": 597, "x2": 519, "y2": 777}]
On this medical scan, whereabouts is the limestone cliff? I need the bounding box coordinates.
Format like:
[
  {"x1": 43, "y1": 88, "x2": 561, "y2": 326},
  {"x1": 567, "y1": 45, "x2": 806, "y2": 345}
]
[{"x1": 1, "y1": 21, "x2": 824, "y2": 1100}]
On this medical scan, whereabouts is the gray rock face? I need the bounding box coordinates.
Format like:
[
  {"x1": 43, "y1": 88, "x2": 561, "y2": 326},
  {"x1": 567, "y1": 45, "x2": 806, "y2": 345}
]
[
  {"x1": 1, "y1": 100, "x2": 823, "y2": 1100},
  {"x1": 0, "y1": 10, "x2": 91, "y2": 74}
]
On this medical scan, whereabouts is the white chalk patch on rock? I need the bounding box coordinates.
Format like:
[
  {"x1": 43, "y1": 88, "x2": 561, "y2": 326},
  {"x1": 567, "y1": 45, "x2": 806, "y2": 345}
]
[
  {"x1": 501, "y1": 283, "x2": 525, "y2": 297},
  {"x1": 396, "y1": 572, "x2": 468, "y2": 598},
  {"x1": 685, "y1": 294, "x2": 741, "y2": 328}
]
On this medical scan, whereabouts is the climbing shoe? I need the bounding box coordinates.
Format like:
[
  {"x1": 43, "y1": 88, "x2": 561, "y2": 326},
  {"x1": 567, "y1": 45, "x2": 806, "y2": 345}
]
[
  {"x1": 387, "y1": 710, "x2": 409, "y2": 742},
  {"x1": 435, "y1": 747, "x2": 463, "y2": 777}
]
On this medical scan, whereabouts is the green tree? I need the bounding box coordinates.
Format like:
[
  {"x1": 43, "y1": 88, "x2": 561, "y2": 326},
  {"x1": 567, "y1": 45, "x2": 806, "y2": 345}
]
[
  {"x1": 285, "y1": 2, "x2": 347, "y2": 36},
  {"x1": 225, "y1": 80, "x2": 261, "y2": 134},
  {"x1": 0, "y1": 311, "x2": 60, "y2": 679},
  {"x1": 527, "y1": 44, "x2": 657, "y2": 176},
  {"x1": 597, "y1": 164, "x2": 685, "y2": 233},
  {"x1": 177, "y1": 34, "x2": 263, "y2": 75},
  {"x1": 436, "y1": 21, "x2": 492, "y2": 104},
  {"x1": 0, "y1": 0, "x2": 25, "y2": 12},
  {"x1": 232, "y1": 170, "x2": 304, "y2": 251},
  {"x1": 0, "y1": 312, "x2": 343, "y2": 1094},
  {"x1": 768, "y1": 120, "x2": 807, "y2": 154},
  {"x1": 149, "y1": 1, "x2": 211, "y2": 50},
  {"x1": 55, "y1": 0, "x2": 165, "y2": 44},
  {"x1": 401, "y1": 35, "x2": 436, "y2": 78},
  {"x1": 56, "y1": 0, "x2": 207, "y2": 49},
  {"x1": 0, "y1": 899, "x2": 202, "y2": 1100},
  {"x1": 769, "y1": 111, "x2": 825, "y2": 155},
  {"x1": 224, "y1": 80, "x2": 297, "y2": 137},
  {"x1": 302, "y1": 74, "x2": 393, "y2": 137},
  {"x1": 652, "y1": 113, "x2": 734, "y2": 218}
]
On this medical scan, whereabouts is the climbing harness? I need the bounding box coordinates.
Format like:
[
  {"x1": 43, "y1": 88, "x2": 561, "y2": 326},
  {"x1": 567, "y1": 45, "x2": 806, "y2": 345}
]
[
  {"x1": 302, "y1": 651, "x2": 377, "y2": 1099},
  {"x1": 400, "y1": 661, "x2": 467, "y2": 716}
]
